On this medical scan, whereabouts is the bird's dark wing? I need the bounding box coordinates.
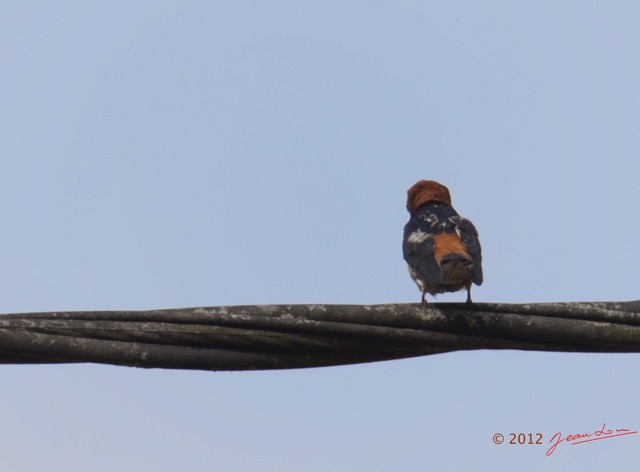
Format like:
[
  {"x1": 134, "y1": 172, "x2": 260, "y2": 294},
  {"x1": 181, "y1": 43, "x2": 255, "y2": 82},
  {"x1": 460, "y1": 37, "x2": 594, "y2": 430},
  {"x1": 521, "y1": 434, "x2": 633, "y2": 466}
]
[
  {"x1": 452, "y1": 217, "x2": 483, "y2": 285},
  {"x1": 402, "y1": 228, "x2": 444, "y2": 284}
]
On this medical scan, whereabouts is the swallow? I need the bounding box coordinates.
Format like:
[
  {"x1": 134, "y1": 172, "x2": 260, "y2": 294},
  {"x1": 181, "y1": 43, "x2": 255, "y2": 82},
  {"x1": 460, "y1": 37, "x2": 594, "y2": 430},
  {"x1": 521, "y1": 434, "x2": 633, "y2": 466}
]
[{"x1": 402, "y1": 180, "x2": 483, "y2": 304}]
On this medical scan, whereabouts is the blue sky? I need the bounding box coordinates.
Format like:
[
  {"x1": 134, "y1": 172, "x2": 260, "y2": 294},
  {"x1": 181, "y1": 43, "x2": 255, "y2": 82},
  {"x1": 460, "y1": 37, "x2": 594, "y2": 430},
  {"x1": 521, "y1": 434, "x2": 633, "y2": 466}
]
[{"x1": 1, "y1": 1, "x2": 640, "y2": 470}]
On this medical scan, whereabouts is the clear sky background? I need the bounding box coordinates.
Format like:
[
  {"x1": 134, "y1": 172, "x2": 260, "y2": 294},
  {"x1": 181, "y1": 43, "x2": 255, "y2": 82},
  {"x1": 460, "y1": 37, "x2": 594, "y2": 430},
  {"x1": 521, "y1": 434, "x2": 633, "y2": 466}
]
[{"x1": 1, "y1": 1, "x2": 640, "y2": 470}]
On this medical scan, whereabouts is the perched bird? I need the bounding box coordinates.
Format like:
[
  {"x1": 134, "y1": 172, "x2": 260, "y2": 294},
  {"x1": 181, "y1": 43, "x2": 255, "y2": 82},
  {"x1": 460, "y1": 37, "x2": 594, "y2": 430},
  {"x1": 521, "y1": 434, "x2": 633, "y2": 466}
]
[{"x1": 402, "y1": 180, "x2": 483, "y2": 303}]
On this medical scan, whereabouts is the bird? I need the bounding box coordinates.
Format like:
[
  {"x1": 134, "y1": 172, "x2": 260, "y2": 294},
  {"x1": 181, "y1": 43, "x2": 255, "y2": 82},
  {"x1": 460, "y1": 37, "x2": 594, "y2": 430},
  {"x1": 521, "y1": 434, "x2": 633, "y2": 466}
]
[{"x1": 402, "y1": 180, "x2": 483, "y2": 304}]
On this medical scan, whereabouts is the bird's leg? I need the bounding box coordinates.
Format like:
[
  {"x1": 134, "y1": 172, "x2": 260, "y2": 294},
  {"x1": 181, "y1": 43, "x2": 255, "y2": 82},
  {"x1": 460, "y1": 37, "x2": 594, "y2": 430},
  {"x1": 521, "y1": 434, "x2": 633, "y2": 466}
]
[
  {"x1": 465, "y1": 284, "x2": 472, "y2": 304},
  {"x1": 421, "y1": 291, "x2": 427, "y2": 304}
]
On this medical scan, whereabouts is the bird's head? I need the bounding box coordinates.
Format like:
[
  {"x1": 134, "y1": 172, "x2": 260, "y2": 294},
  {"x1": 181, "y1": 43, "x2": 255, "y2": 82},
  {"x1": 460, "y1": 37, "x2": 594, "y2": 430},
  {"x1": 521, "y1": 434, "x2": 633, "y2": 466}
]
[{"x1": 406, "y1": 180, "x2": 452, "y2": 212}]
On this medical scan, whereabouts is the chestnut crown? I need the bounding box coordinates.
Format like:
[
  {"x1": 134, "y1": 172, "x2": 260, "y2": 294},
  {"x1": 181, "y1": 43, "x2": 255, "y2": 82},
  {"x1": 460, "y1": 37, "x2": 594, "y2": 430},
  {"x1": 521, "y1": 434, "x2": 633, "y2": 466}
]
[{"x1": 406, "y1": 180, "x2": 452, "y2": 212}]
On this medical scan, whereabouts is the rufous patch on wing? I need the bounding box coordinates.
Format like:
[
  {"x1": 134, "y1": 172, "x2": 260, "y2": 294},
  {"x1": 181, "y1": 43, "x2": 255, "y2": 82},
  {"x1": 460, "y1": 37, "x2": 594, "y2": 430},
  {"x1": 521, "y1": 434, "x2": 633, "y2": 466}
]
[{"x1": 433, "y1": 232, "x2": 469, "y2": 262}]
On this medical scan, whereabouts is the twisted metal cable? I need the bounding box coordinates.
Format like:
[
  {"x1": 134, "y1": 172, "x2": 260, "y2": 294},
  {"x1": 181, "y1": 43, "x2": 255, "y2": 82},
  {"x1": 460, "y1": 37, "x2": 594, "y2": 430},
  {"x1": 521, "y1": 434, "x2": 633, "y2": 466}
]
[{"x1": 0, "y1": 300, "x2": 638, "y2": 371}]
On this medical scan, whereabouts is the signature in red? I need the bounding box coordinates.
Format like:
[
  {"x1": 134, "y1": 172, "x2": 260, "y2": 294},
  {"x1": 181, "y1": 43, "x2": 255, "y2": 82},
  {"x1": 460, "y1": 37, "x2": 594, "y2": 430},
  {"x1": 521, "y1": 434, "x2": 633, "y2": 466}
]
[{"x1": 546, "y1": 423, "x2": 637, "y2": 456}]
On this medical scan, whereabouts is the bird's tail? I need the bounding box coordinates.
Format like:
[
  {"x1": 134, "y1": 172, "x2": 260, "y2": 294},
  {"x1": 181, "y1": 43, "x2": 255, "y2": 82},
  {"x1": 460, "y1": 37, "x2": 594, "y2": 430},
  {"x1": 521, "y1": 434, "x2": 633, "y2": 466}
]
[
  {"x1": 439, "y1": 253, "x2": 471, "y2": 266},
  {"x1": 439, "y1": 253, "x2": 472, "y2": 284}
]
